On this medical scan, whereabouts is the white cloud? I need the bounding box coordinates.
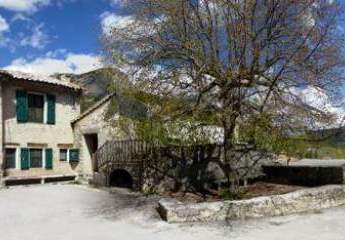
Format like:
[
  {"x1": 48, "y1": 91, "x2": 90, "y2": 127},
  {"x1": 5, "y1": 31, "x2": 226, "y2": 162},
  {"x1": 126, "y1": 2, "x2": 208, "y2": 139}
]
[
  {"x1": 0, "y1": 35, "x2": 10, "y2": 48},
  {"x1": 110, "y1": 0, "x2": 127, "y2": 7},
  {"x1": 299, "y1": 87, "x2": 343, "y2": 114},
  {"x1": 19, "y1": 23, "x2": 49, "y2": 49},
  {"x1": 0, "y1": 0, "x2": 50, "y2": 12},
  {"x1": 3, "y1": 52, "x2": 103, "y2": 75},
  {"x1": 0, "y1": 15, "x2": 9, "y2": 32},
  {"x1": 0, "y1": 15, "x2": 9, "y2": 47},
  {"x1": 100, "y1": 11, "x2": 133, "y2": 34},
  {"x1": 45, "y1": 49, "x2": 67, "y2": 58},
  {"x1": 292, "y1": 86, "x2": 345, "y2": 127},
  {"x1": 11, "y1": 13, "x2": 31, "y2": 23}
]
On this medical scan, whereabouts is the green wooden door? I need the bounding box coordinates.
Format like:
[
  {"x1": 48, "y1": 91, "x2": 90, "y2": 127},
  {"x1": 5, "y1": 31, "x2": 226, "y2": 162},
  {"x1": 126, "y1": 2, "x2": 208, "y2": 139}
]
[
  {"x1": 45, "y1": 148, "x2": 53, "y2": 169},
  {"x1": 21, "y1": 148, "x2": 29, "y2": 170}
]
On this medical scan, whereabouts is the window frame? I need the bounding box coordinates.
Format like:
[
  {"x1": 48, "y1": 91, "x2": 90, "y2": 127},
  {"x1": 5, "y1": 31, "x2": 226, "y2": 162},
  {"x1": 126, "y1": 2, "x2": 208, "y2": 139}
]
[
  {"x1": 27, "y1": 92, "x2": 46, "y2": 124},
  {"x1": 4, "y1": 148, "x2": 17, "y2": 169},
  {"x1": 59, "y1": 149, "x2": 69, "y2": 162},
  {"x1": 70, "y1": 94, "x2": 77, "y2": 110},
  {"x1": 29, "y1": 148, "x2": 43, "y2": 168},
  {"x1": 69, "y1": 149, "x2": 80, "y2": 162}
]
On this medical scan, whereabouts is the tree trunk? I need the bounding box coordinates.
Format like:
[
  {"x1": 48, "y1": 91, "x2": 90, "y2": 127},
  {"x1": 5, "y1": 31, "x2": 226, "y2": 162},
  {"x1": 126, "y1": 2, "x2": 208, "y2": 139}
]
[{"x1": 222, "y1": 119, "x2": 240, "y2": 193}]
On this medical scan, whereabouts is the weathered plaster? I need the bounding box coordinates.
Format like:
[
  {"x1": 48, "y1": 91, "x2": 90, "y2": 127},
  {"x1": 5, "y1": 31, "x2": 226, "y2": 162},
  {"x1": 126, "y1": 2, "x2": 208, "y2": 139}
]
[
  {"x1": 2, "y1": 81, "x2": 81, "y2": 178},
  {"x1": 73, "y1": 98, "x2": 131, "y2": 179}
]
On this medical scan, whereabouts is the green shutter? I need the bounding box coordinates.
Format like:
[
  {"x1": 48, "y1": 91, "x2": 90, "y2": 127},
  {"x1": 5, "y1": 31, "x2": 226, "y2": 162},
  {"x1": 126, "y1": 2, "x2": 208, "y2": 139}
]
[
  {"x1": 69, "y1": 149, "x2": 79, "y2": 162},
  {"x1": 21, "y1": 148, "x2": 29, "y2": 170},
  {"x1": 16, "y1": 90, "x2": 28, "y2": 123},
  {"x1": 47, "y1": 94, "x2": 56, "y2": 124},
  {"x1": 45, "y1": 148, "x2": 53, "y2": 169}
]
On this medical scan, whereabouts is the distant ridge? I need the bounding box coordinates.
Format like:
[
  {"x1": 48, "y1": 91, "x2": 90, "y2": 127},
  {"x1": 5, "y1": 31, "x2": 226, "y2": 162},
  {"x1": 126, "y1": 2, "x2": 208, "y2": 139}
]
[{"x1": 53, "y1": 67, "x2": 127, "y2": 111}]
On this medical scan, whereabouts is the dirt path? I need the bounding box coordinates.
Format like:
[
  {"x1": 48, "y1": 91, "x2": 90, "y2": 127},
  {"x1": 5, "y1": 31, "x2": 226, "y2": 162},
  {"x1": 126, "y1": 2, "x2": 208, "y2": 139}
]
[{"x1": 0, "y1": 184, "x2": 343, "y2": 240}]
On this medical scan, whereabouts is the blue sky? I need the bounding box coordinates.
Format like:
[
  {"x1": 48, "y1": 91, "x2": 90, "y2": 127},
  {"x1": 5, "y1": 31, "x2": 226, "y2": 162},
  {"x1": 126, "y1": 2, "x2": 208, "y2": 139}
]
[
  {"x1": 0, "y1": 0, "x2": 344, "y2": 119},
  {"x1": 0, "y1": 0, "x2": 344, "y2": 78},
  {"x1": 0, "y1": 0, "x2": 131, "y2": 75}
]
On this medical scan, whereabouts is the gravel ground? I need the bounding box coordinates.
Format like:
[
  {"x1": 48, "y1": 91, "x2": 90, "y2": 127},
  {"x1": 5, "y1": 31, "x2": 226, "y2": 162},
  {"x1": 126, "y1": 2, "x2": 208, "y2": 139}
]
[{"x1": 0, "y1": 184, "x2": 344, "y2": 240}]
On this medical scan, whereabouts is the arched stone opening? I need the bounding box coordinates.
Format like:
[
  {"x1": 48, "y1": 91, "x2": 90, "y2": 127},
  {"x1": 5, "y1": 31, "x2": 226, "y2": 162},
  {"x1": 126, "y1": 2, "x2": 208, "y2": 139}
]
[{"x1": 109, "y1": 169, "x2": 133, "y2": 188}]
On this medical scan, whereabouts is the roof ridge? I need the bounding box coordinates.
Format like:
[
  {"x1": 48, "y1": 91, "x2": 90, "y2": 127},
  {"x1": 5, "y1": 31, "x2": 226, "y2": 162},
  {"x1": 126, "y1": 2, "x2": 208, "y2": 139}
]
[{"x1": 72, "y1": 93, "x2": 116, "y2": 124}]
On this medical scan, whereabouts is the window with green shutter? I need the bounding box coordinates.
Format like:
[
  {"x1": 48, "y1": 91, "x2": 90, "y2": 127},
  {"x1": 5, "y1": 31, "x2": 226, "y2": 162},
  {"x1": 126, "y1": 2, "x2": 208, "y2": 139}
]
[
  {"x1": 47, "y1": 94, "x2": 56, "y2": 124},
  {"x1": 16, "y1": 90, "x2": 29, "y2": 123},
  {"x1": 21, "y1": 148, "x2": 29, "y2": 170},
  {"x1": 59, "y1": 149, "x2": 68, "y2": 161},
  {"x1": 5, "y1": 148, "x2": 16, "y2": 169},
  {"x1": 69, "y1": 149, "x2": 79, "y2": 162},
  {"x1": 45, "y1": 148, "x2": 53, "y2": 169},
  {"x1": 29, "y1": 149, "x2": 43, "y2": 168},
  {"x1": 28, "y1": 94, "x2": 44, "y2": 123}
]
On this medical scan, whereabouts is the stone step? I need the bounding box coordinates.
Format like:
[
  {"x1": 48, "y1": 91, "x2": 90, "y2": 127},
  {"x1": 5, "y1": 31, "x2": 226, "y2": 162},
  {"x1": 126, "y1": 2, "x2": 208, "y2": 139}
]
[{"x1": 3, "y1": 174, "x2": 77, "y2": 186}]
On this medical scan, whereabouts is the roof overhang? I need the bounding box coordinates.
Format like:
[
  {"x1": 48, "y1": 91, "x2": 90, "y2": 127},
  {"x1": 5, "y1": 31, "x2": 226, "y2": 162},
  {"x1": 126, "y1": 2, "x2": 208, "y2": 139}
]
[{"x1": 0, "y1": 70, "x2": 82, "y2": 92}]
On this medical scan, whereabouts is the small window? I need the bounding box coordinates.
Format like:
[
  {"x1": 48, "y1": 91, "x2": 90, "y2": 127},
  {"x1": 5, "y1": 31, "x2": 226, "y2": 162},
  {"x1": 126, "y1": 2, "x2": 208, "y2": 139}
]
[
  {"x1": 5, "y1": 148, "x2": 16, "y2": 169},
  {"x1": 69, "y1": 149, "x2": 80, "y2": 162},
  {"x1": 28, "y1": 94, "x2": 44, "y2": 123},
  {"x1": 60, "y1": 149, "x2": 68, "y2": 161},
  {"x1": 71, "y1": 95, "x2": 77, "y2": 110},
  {"x1": 29, "y1": 149, "x2": 43, "y2": 168}
]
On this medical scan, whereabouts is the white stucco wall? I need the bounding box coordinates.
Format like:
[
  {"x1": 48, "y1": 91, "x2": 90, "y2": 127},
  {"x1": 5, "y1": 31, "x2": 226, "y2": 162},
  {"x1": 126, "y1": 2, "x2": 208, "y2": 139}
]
[{"x1": 2, "y1": 81, "x2": 81, "y2": 177}]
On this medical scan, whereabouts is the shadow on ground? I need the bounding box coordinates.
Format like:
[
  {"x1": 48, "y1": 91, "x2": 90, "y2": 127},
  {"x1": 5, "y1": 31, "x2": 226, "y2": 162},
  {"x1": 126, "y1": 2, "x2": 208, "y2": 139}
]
[{"x1": 84, "y1": 187, "x2": 162, "y2": 223}]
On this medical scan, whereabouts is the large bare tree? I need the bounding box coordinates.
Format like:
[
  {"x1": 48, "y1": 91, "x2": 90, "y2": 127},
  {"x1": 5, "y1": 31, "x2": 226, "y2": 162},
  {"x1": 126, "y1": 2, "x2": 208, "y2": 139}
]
[{"x1": 103, "y1": 0, "x2": 345, "y2": 191}]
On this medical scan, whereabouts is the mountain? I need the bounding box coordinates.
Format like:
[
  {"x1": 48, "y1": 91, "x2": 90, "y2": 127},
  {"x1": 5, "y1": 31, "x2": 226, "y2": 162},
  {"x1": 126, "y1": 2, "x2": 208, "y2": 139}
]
[
  {"x1": 307, "y1": 127, "x2": 345, "y2": 147},
  {"x1": 288, "y1": 127, "x2": 345, "y2": 159},
  {"x1": 53, "y1": 67, "x2": 128, "y2": 112}
]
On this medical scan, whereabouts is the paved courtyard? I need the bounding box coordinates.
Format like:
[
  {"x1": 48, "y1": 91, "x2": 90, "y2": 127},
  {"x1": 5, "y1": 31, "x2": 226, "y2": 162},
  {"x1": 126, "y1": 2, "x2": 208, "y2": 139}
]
[{"x1": 1, "y1": 184, "x2": 345, "y2": 240}]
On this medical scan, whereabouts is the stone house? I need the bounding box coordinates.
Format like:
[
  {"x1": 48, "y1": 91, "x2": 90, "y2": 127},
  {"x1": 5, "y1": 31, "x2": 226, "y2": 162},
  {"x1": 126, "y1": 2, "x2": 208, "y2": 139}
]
[
  {"x1": 70, "y1": 93, "x2": 242, "y2": 188},
  {"x1": 0, "y1": 70, "x2": 83, "y2": 184},
  {"x1": 0, "y1": 70, "x2": 138, "y2": 185},
  {"x1": 0, "y1": 70, "x2": 272, "y2": 189},
  {"x1": 71, "y1": 93, "x2": 131, "y2": 180}
]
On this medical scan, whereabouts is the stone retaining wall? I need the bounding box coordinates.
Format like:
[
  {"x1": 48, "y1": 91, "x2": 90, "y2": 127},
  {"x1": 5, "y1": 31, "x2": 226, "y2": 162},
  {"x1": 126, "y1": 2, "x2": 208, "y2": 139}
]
[
  {"x1": 91, "y1": 172, "x2": 107, "y2": 186},
  {"x1": 158, "y1": 185, "x2": 345, "y2": 223},
  {"x1": 263, "y1": 165, "x2": 344, "y2": 186}
]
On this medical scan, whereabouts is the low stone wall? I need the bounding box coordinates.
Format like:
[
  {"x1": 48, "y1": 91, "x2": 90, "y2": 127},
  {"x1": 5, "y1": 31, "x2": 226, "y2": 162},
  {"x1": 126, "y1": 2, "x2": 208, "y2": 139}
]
[
  {"x1": 263, "y1": 165, "x2": 344, "y2": 186},
  {"x1": 158, "y1": 185, "x2": 345, "y2": 223},
  {"x1": 91, "y1": 172, "x2": 107, "y2": 186}
]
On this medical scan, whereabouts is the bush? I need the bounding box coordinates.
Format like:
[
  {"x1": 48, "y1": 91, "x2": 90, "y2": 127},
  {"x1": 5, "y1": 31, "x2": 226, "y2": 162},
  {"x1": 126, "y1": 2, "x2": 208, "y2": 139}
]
[{"x1": 220, "y1": 189, "x2": 245, "y2": 200}]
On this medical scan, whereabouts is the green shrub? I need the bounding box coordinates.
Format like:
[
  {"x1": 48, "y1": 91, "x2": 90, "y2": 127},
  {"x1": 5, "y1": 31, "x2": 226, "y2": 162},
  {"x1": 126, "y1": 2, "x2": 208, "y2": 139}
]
[{"x1": 220, "y1": 189, "x2": 245, "y2": 200}]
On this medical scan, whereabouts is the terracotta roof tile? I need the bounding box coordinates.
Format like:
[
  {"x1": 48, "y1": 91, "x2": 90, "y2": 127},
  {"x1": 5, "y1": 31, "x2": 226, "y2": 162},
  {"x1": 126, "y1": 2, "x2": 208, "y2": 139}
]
[{"x1": 0, "y1": 70, "x2": 81, "y2": 90}]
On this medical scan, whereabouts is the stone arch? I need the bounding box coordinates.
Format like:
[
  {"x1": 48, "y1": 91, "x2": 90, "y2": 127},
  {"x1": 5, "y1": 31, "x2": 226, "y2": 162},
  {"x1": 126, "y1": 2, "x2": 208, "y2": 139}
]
[{"x1": 109, "y1": 169, "x2": 134, "y2": 189}]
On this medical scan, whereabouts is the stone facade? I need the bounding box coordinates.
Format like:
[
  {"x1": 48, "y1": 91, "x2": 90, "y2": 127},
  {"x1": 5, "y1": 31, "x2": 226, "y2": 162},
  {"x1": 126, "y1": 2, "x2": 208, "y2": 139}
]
[
  {"x1": 0, "y1": 76, "x2": 82, "y2": 181},
  {"x1": 72, "y1": 95, "x2": 131, "y2": 180}
]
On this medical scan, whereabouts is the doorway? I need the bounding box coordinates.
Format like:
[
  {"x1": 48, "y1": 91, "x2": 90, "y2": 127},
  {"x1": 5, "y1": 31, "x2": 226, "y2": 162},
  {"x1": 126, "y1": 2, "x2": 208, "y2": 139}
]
[{"x1": 84, "y1": 133, "x2": 98, "y2": 157}]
